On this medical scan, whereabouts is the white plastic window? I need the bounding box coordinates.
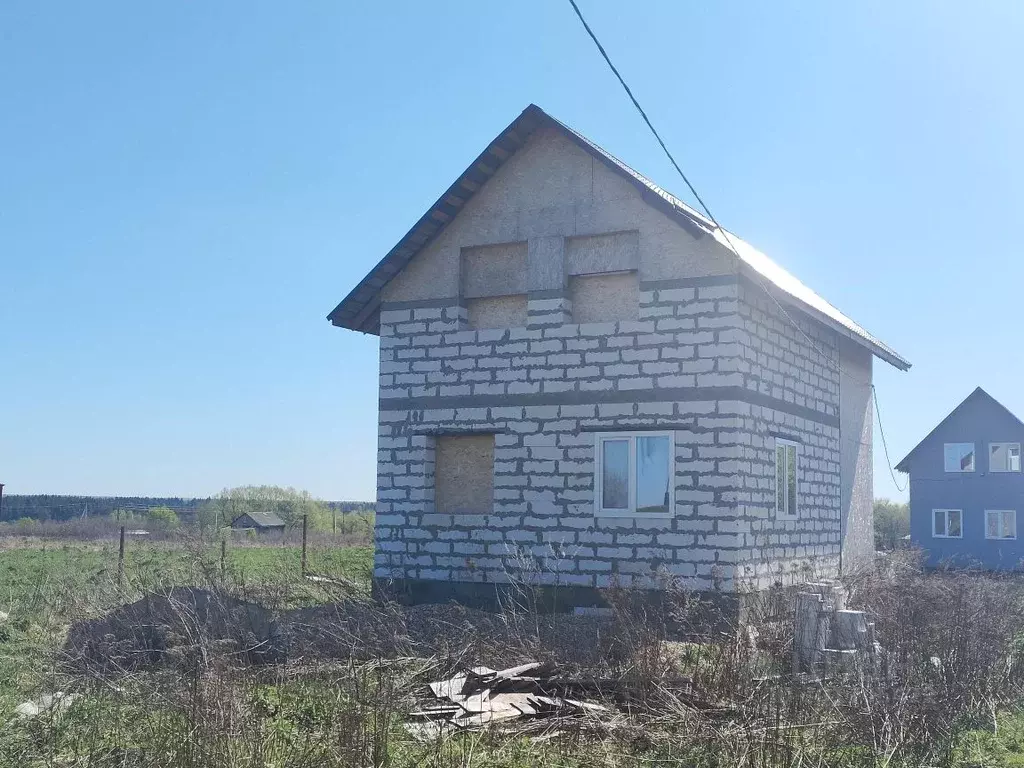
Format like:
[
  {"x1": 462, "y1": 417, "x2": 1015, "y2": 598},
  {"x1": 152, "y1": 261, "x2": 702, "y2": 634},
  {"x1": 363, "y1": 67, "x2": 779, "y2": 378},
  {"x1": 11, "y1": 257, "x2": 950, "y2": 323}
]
[
  {"x1": 595, "y1": 432, "x2": 674, "y2": 517},
  {"x1": 986, "y1": 510, "x2": 1017, "y2": 540},
  {"x1": 944, "y1": 443, "x2": 975, "y2": 473},
  {"x1": 989, "y1": 443, "x2": 1021, "y2": 473},
  {"x1": 932, "y1": 509, "x2": 963, "y2": 538},
  {"x1": 775, "y1": 439, "x2": 799, "y2": 519}
]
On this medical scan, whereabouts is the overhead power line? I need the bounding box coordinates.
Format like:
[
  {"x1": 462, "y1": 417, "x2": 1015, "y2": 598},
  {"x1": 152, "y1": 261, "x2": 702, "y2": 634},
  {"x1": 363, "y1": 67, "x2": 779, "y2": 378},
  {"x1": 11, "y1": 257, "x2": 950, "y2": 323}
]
[
  {"x1": 566, "y1": 0, "x2": 722, "y2": 233},
  {"x1": 874, "y1": 385, "x2": 908, "y2": 493},
  {"x1": 566, "y1": 0, "x2": 907, "y2": 491}
]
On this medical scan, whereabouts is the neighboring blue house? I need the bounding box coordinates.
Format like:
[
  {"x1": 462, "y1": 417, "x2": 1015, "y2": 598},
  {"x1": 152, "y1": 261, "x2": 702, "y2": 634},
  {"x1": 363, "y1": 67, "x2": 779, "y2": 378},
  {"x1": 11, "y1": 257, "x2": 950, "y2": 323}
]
[{"x1": 897, "y1": 388, "x2": 1024, "y2": 569}]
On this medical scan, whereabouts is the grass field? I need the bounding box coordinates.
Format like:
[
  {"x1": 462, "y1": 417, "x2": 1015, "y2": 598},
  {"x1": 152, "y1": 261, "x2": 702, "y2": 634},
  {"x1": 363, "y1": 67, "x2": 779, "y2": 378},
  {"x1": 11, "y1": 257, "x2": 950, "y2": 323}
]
[
  {"x1": 0, "y1": 535, "x2": 628, "y2": 767},
  {"x1": 3, "y1": 536, "x2": 1024, "y2": 767},
  {"x1": 0, "y1": 539, "x2": 372, "y2": 713}
]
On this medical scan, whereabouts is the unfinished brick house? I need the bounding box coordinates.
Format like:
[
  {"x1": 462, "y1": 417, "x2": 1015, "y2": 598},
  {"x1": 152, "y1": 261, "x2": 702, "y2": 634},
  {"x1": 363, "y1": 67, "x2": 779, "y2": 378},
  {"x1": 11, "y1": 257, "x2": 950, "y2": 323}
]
[{"x1": 328, "y1": 104, "x2": 910, "y2": 610}]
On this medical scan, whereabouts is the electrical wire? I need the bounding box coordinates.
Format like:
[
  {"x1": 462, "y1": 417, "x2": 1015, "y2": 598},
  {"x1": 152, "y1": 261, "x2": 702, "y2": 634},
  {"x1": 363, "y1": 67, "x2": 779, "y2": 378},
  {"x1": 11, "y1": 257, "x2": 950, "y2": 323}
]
[
  {"x1": 567, "y1": 0, "x2": 723, "y2": 238},
  {"x1": 566, "y1": 0, "x2": 908, "y2": 489},
  {"x1": 873, "y1": 384, "x2": 908, "y2": 493}
]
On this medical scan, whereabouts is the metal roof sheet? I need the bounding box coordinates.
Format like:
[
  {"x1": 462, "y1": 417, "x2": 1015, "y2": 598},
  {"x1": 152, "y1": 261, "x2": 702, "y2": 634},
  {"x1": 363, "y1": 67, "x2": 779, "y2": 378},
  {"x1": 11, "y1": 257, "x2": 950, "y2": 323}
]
[
  {"x1": 328, "y1": 104, "x2": 910, "y2": 371},
  {"x1": 232, "y1": 510, "x2": 286, "y2": 529}
]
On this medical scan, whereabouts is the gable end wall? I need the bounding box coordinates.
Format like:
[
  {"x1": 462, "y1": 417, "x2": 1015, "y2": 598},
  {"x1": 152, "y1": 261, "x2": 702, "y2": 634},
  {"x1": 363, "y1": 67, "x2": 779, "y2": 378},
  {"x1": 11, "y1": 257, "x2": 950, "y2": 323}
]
[{"x1": 907, "y1": 396, "x2": 1024, "y2": 569}]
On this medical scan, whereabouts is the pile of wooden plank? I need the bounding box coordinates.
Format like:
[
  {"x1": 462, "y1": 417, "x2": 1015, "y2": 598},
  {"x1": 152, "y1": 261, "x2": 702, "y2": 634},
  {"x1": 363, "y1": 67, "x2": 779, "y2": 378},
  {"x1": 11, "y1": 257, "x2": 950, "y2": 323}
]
[{"x1": 406, "y1": 661, "x2": 612, "y2": 737}]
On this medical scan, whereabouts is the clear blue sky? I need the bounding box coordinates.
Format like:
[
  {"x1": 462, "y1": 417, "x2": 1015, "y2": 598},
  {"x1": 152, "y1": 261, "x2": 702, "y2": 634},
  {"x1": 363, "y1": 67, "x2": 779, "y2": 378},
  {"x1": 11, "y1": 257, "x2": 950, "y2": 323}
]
[{"x1": 2, "y1": 1, "x2": 1022, "y2": 501}]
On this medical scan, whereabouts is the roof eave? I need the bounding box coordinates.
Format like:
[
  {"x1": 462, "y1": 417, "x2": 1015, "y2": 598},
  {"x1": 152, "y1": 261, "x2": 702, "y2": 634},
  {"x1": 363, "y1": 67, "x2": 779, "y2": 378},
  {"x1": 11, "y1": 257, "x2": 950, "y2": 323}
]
[
  {"x1": 326, "y1": 104, "x2": 551, "y2": 334},
  {"x1": 737, "y1": 265, "x2": 911, "y2": 372}
]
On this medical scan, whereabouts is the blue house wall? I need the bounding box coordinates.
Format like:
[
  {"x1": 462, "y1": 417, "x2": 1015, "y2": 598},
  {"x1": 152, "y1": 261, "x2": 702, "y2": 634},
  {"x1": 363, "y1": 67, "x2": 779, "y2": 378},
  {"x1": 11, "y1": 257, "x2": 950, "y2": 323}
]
[{"x1": 901, "y1": 389, "x2": 1024, "y2": 569}]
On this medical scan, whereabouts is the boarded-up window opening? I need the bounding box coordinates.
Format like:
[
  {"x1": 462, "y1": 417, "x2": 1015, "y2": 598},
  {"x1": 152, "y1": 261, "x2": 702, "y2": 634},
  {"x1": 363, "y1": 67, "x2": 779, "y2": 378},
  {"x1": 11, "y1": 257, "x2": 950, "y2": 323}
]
[
  {"x1": 467, "y1": 294, "x2": 528, "y2": 329},
  {"x1": 569, "y1": 272, "x2": 639, "y2": 324},
  {"x1": 462, "y1": 242, "x2": 528, "y2": 299},
  {"x1": 435, "y1": 434, "x2": 495, "y2": 514}
]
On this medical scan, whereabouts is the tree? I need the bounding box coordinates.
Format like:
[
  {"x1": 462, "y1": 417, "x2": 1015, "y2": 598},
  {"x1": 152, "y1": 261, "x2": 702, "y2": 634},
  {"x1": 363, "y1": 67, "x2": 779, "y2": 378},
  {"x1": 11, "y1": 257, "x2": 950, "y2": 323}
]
[
  {"x1": 145, "y1": 506, "x2": 179, "y2": 530},
  {"x1": 211, "y1": 486, "x2": 332, "y2": 531},
  {"x1": 874, "y1": 499, "x2": 910, "y2": 551}
]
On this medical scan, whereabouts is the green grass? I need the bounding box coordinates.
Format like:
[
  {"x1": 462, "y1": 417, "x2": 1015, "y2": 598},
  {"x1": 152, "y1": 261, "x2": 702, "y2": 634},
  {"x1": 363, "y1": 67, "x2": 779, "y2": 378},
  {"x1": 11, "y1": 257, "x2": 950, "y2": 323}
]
[
  {"x1": 952, "y1": 710, "x2": 1024, "y2": 767},
  {"x1": 0, "y1": 540, "x2": 372, "y2": 713},
  {"x1": 0, "y1": 539, "x2": 633, "y2": 767},
  {"x1": 7, "y1": 538, "x2": 1024, "y2": 767}
]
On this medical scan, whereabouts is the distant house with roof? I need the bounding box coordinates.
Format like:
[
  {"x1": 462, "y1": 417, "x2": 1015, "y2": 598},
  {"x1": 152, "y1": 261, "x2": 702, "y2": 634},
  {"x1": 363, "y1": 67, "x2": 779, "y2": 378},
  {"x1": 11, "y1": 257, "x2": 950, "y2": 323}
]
[
  {"x1": 897, "y1": 387, "x2": 1024, "y2": 569},
  {"x1": 231, "y1": 510, "x2": 286, "y2": 534},
  {"x1": 328, "y1": 104, "x2": 910, "y2": 611}
]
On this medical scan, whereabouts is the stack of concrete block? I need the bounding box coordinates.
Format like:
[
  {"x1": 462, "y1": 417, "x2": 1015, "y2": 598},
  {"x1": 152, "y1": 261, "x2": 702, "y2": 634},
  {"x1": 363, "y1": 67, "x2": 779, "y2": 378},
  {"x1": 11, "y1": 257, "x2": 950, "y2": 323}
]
[{"x1": 792, "y1": 582, "x2": 878, "y2": 675}]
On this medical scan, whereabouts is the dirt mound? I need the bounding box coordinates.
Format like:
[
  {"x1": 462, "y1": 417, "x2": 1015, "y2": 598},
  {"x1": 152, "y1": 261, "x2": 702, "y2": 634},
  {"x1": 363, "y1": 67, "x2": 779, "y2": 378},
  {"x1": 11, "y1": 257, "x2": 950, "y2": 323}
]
[
  {"x1": 64, "y1": 588, "x2": 617, "y2": 674},
  {"x1": 64, "y1": 587, "x2": 285, "y2": 672}
]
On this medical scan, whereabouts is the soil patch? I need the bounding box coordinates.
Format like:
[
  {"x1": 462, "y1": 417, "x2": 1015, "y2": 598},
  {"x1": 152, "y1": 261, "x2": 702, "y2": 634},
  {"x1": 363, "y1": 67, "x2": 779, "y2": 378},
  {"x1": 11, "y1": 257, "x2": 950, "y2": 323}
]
[{"x1": 64, "y1": 587, "x2": 617, "y2": 674}]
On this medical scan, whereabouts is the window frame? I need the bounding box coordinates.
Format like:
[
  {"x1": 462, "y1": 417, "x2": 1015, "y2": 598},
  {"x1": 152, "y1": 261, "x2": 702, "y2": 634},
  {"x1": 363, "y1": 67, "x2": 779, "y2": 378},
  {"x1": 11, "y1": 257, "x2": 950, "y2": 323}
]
[
  {"x1": 989, "y1": 443, "x2": 1021, "y2": 473},
  {"x1": 985, "y1": 509, "x2": 1017, "y2": 540},
  {"x1": 932, "y1": 508, "x2": 964, "y2": 539},
  {"x1": 593, "y1": 431, "x2": 675, "y2": 518},
  {"x1": 943, "y1": 443, "x2": 976, "y2": 473},
  {"x1": 774, "y1": 438, "x2": 800, "y2": 521}
]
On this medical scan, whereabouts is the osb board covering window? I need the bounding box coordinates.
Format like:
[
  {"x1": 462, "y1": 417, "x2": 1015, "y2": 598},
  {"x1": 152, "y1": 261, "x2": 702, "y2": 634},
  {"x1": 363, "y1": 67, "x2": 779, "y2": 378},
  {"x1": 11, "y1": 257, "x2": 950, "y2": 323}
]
[
  {"x1": 435, "y1": 434, "x2": 495, "y2": 514},
  {"x1": 566, "y1": 231, "x2": 639, "y2": 276},
  {"x1": 462, "y1": 242, "x2": 528, "y2": 299},
  {"x1": 467, "y1": 294, "x2": 528, "y2": 329},
  {"x1": 570, "y1": 272, "x2": 639, "y2": 324}
]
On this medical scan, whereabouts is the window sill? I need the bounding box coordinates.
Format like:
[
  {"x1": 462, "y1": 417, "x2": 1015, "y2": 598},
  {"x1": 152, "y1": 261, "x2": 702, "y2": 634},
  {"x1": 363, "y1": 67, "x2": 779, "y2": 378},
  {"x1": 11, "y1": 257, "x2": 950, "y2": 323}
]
[
  {"x1": 775, "y1": 514, "x2": 799, "y2": 522},
  {"x1": 932, "y1": 535, "x2": 963, "y2": 539},
  {"x1": 985, "y1": 536, "x2": 1018, "y2": 541}
]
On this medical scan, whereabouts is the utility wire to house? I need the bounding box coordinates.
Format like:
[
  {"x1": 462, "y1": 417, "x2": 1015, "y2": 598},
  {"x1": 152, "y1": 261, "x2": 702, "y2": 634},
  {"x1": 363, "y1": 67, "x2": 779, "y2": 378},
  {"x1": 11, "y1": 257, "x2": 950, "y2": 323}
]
[
  {"x1": 874, "y1": 386, "x2": 908, "y2": 492},
  {"x1": 566, "y1": 0, "x2": 907, "y2": 491}
]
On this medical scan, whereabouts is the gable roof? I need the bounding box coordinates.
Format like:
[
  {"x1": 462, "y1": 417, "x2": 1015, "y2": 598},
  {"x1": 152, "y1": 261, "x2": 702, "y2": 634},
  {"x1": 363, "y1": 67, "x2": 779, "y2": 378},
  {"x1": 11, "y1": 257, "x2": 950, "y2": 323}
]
[
  {"x1": 895, "y1": 387, "x2": 1024, "y2": 472},
  {"x1": 327, "y1": 103, "x2": 910, "y2": 371},
  {"x1": 232, "y1": 510, "x2": 286, "y2": 528}
]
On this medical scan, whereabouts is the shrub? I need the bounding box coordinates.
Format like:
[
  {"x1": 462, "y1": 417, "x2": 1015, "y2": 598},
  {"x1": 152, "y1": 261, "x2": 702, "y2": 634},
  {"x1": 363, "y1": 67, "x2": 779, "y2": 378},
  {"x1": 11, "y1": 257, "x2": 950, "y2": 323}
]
[{"x1": 146, "y1": 506, "x2": 180, "y2": 530}]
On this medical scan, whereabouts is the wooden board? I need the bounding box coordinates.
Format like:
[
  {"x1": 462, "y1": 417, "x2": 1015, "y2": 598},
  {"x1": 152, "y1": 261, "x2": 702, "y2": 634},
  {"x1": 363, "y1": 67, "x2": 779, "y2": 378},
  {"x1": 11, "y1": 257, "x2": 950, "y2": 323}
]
[{"x1": 428, "y1": 675, "x2": 468, "y2": 700}]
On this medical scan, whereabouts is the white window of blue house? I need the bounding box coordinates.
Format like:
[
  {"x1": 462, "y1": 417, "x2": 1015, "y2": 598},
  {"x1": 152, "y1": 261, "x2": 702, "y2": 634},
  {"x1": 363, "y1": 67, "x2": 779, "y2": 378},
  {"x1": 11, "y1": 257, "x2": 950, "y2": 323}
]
[
  {"x1": 985, "y1": 510, "x2": 1017, "y2": 540},
  {"x1": 989, "y1": 443, "x2": 1021, "y2": 473},
  {"x1": 943, "y1": 443, "x2": 975, "y2": 473},
  {"x1": 775, "y1": 438, "x2": 799, "y2": 520},
  {"x1": 594, "y1": 432, "x2": 674, "y2": 517},
  {"x1": 932, "y1": 509, "x2": 963, "y2": 538}
]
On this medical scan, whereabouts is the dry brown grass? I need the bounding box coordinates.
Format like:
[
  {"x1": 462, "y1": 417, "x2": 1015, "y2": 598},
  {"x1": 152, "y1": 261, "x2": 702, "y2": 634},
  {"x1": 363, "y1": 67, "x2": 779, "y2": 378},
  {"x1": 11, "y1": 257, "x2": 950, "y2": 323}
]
[{"x1": 4, "y1": 547, "x2": 1024, "y2": 767}]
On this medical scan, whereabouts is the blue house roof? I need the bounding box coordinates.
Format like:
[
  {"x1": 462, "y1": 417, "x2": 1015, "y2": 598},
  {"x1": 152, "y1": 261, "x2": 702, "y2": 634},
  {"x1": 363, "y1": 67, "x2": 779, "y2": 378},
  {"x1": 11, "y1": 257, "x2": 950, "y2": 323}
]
[{"x1": 895, "y1": 387, "x2": 1024, "y2": 473}]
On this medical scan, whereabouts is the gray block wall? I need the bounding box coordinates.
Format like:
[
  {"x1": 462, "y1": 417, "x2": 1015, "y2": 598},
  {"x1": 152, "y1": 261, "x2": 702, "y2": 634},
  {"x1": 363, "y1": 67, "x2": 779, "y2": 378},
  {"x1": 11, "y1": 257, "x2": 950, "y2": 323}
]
[
  {"x1": 733, "y1": 282, "x2": 843, "y2": 589},
  {"x1": 374, "y1": 276, "x2": 846, "y2": 596}
]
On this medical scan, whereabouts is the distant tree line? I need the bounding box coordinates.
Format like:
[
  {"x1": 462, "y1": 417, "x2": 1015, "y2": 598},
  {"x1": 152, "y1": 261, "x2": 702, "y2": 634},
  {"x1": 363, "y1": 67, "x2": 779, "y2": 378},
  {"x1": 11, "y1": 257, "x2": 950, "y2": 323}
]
[
  {"x1": 3, "y1": 492, "x2": 374, "y2": 524},
  {"x1": 1, "y1": 495, "x2": 199, "y2": 522}
]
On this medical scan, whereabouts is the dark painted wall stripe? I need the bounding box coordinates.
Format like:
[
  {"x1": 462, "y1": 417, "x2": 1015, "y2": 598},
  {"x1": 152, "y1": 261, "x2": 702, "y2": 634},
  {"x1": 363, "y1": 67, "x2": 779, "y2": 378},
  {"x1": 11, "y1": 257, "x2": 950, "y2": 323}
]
[
  {"x1": 528, "y1": 289, "x2": 568, "y2": 300},
  {"x1": 380, "y1": 385, "x2": 839, "y2": 427},
  {"x1": 639, "y1": 274, "x2": 738, "y2": 291},
  {"x1": 380, "y1": 297, "x2": 460, "y2": 311}
]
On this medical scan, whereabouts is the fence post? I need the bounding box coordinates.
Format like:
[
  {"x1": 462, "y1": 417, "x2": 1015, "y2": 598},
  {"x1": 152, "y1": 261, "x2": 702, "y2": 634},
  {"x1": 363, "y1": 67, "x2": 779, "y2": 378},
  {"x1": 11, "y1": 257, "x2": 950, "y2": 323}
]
[
  {"x1": 220, "y1": 538, "x2": 227, "y2": 582},
  {"x1": 301, "y1": 513, "x2": 308, "y2": 577},
  {"x1": 332, "y1": 510, "x2": 337, "y2": 537},
  {"x1": 117, "y1": 525, "x2": 126, "y2": 588}
]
